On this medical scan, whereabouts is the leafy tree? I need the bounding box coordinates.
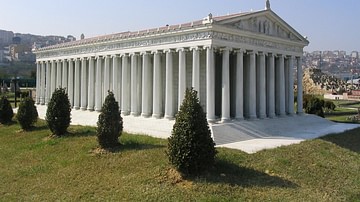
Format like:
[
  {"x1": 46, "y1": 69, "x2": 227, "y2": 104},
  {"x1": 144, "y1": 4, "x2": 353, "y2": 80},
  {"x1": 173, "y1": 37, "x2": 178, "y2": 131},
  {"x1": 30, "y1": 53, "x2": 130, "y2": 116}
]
[
  {"x1": 97, "y1": 91, "x2": 123, "y2": 149},
  {"x1": 46, "y1": 88, "x2": 71, "y2": 136},
  {"x1": 305, "y1": 97, "x2": 324, "y2": 118},
  {"x1": 16, "y1": 96, "x2": 38, "y2": 130},
  {"x1": 324, "y1": 100, "x2": 336, "y2": 112},
  {"x1": 167, "y1": 88, "x2": 216, "y2": 176},
  {"x1": 0, "y1": 96, "x2": 13, "y2": 124}
]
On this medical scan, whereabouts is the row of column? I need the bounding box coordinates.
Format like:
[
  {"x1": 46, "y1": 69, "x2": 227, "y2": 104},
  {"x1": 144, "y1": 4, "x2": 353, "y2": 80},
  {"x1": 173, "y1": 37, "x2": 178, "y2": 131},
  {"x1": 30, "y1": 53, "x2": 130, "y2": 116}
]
[{"x1": 36, "y1": 47, "x2": 303, "y2": 122}]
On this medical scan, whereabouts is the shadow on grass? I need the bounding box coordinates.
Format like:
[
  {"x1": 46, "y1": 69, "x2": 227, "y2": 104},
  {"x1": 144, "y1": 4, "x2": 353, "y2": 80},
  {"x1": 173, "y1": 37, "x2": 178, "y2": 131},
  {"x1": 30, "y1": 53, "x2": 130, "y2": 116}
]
[
  {"x1": 28, "y1": 124, "x2": 49, "y2": 132},
  {"x1": 193, "y1": 159, "x2": 298, "y2": 188},
  {"x1": 320, "y1": 127, "x2": 360, "y2": 153}
]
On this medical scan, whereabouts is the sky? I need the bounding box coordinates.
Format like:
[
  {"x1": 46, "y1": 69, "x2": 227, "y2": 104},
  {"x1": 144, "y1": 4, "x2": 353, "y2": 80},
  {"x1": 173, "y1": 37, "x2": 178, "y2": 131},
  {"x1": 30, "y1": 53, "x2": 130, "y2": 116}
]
[{"x1": 0, "y1": 0, "x2": 359, "y2": 53}]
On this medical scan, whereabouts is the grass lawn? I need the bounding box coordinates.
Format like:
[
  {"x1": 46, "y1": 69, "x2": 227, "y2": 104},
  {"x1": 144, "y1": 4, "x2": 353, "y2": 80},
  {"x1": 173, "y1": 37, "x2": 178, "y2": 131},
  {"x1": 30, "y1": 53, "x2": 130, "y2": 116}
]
[{"x1": 0, "y1": 120, "x2": 360, "y2": 201}]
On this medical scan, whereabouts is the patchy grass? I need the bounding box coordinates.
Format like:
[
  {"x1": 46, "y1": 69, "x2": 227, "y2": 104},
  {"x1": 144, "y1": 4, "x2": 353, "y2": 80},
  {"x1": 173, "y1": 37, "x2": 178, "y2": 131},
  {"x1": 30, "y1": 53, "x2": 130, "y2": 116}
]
[{"x1": 0, "y1": 120, "x2": 360, "y2": 201}]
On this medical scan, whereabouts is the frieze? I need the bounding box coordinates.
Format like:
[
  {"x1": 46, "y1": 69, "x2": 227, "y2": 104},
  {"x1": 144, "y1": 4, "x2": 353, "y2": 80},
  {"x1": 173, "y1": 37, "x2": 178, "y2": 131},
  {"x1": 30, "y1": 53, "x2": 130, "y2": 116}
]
[{"x1": 36, "y1": 31, "x2": 302, "y2": 59}]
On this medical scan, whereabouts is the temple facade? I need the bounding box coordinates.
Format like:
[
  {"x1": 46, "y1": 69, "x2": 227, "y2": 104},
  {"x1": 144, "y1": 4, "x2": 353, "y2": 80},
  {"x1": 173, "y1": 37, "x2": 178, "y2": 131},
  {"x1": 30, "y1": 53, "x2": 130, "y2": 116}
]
[{"x1": 34, "y1": 4, "x2": 309, "y2": 123}]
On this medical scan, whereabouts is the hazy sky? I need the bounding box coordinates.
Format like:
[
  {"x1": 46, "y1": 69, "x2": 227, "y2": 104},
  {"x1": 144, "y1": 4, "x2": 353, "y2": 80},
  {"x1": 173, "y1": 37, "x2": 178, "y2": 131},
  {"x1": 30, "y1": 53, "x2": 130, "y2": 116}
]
[{"x1": 0, "y1": 0, "x2": 359, "y2": 52}]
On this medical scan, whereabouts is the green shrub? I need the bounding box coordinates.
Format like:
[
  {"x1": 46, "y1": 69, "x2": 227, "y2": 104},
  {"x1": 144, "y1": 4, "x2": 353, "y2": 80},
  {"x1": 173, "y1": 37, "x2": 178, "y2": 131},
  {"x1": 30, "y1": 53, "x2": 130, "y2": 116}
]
[
  {"x1": 46, "y1": 88, "x2": 71, "y2": 136},
  {"x1": 305, "y1": 97, "x2": 324, "y2": 118},
  {"x1": 167, "y1": 88, "x2": 216, "y2": 176},
  {"x1": 324, "y1": 100, "x2": 336, "y2": 112},
  {"x1": 16, "y1": 97, "x2": 38, "y2": 130},
  {"x1": 97, "y1": 91, "x2": 123, "y2": 149},
  {"x1": 0, "y1": 96, "x2": 14, "y2": 124}
]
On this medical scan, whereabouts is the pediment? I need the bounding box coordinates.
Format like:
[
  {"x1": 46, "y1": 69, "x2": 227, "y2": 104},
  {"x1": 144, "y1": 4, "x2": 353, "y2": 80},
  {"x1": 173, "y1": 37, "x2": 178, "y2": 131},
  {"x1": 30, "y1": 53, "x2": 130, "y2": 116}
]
[{"x1": 215, "y1": 10, "x2": 308, "y2": 44}]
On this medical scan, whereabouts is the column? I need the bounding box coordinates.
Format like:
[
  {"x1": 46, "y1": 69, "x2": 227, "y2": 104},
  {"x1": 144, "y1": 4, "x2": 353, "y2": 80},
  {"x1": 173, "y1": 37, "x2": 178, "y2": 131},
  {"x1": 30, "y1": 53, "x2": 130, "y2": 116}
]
[
  {"x1": 275, "y1": 55, "x2": 286, "y2": 116},
  {"x1": 287, "y1": 56, "x2": 295, "y2": 115},
  {"x1": 257, "y1": 52, "x2": 266, "y2": 119},
  {"x1": 56, "y1": 60, "x2": 62, "y2": 88},
  {"x1": 165, "y1": 49, "x2": 174, "y2": 119},
  {"x1": 235, "y1": 50, "x2": 244, "y2": 120},
  {"x1": 40, "y1": 61, "x2": 46, "y2": 105},
  {"x1": 206, "y1": 46, "x2": 216, "y2": 121},
  {"x1": 266, "y1": 53, "x2": 276, "y2": 118},
  {"x1": 131, "y1": 53, "x2": 140, "y2": 116},
  {"x1": 103, "y1": 55, "x2": 111, "y2": 99},
  {"x1": 50, "y1": 60, "x2": 56, "y2": 94},
  {"x1": 45, "y1": 61, "x2": 51, "y2": 104},
  {"x1": 81, "y1": 58, "x2": 88, "y2": 110},
  {"x1": 112, "y1": 55, "x2": 120, "y2": 105},
  {"x1": 95, "y1": 57, "x2": 103, "y2": 112},
  {"x1": 297, "y1": 57, "x2": 303, "y2": 114},
  {"x1": 141, "y1": 52, "x2": 153, "y2": 117},
  {"x1": 62, "y1": 60, "x2": 68, "y2": 92},
  {"x1": 221, "y1": 48, "x2": 230, "y2": 122},
  {"x1": 121, "y1": 54, "x2": 130, "y2": 115},
  {"x1": 87, "y1": 57, "x2": 95, "y2": 111},
  {"x1": 152, "y1": 51, "x2": 162, "y2": 118},
  {"x1": 68, "y1": 59, "x2": 74, "y2": 107},
  {"x1": 178, "y1": 48, "x2": 186, "y2": 109},
  {"x1": 248, "y1": 51, "x2": 257, "y2": 119},
  {"x1": 35, "y1": 62, "x2": 40, "y2": 104},
  {"x1": 192, "y1": 47, "x2": 200, "y2": 93},
  {"x1": 74, "y1": 58, "x2": 81, "y2": 110}
]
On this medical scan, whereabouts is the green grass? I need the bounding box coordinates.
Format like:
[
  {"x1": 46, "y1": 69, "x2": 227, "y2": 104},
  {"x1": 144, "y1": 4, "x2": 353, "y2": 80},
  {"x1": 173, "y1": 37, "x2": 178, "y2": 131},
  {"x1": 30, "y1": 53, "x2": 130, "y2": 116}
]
[{"x1": 1, "y1": 120, "x2": 360, "y2": 201}]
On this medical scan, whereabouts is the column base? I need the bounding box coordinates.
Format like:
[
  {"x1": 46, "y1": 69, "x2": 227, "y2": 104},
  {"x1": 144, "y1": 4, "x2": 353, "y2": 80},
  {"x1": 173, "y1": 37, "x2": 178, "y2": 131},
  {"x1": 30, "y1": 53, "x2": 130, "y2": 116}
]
[
  {"x1": 247, "y1": 115, "x2": 258, "y2": 120},
  {"x1": 80, "y1": 107, "x2": 87, "y2": 111},
  {"x1": 87, "y1": 108, "x2": 94, "y2": 112},
  {"x1": 152, "y1": 114, "x2": 163, "y2": 119},
  {"x1": 122, "y1": 111, "x2": 130, "y2": 116},
  {"x1": 297, "y1": 112, "x2": 304, "y2": 116},
  {"x1": 235, "y1": 116, "x2": 244, "y2": 121},
  {"x1": 221, "y1": 118, "x2": 231, "y2": 123},
  {"x1": 258, "y1": 114, "x2": 267, "y2": 119},
  {"x1": 131, "y1": 112, "x2": 140, "y2": 117},
  {"x1": 268, "y1": 113, "x2": 276, "y2": 119},
  {"x1": 141, "y1": 113, "x2": 151, "y2": 118},
  {"x1": 73, "y1": 106, "x2": 80, "y2": 110},
  {"x1": 207, "y1": 118, "x2": 217, "y2": 123},
  {"x1": 164, "y1": 115, "x2": 174, "y2": 120}
]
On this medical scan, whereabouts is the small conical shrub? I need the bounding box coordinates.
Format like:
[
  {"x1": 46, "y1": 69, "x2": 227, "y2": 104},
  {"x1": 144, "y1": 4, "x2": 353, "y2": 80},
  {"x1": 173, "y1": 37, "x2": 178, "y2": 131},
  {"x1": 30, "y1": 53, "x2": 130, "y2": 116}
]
[
  {"x1": 16, "y1": 96, "x2": 38, "y2": 130},
  {"x1": 46, "y1": 88, "x2": 71, "y2": 136},
  {"x1": 97, "y1": 91, "x2": 123, "y2": 149},
  {"x1": 167, "y1": 88, "x2": 216, "y2": 176},
  {"x1": 0, "y1": 96, "x2": 14, "y2": 124}
]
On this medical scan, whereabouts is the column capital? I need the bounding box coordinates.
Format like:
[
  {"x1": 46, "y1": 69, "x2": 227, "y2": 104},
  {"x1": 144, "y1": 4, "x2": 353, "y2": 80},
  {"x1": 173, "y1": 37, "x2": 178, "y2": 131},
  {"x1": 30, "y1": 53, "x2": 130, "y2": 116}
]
[
  {"x1": 176, "y1": 47, "x2": 187, "y2": 52},
  {"x1": 164, "y1": 49, "x2": 175, "y2": 53},
  {"x1": 129, "y1": 52, "x2": 140, "y2": 56},
  {"x1": 120, "y1": 53, "x2": 129, "y2": 57},
  {"x1": 151, "y1": 50, "x2": 163, "y2": 54},
  {"x1": 140, "y1": 51, "x2": 151, "y2": 55},
  {"x1": 190, "y1": 46, "x2": 202, "y2": 51},
  {"x1": 233, "y1": 48, "x2": 245, "y2": 54},
  {"x1": 219, "y1": 47, "x2": 232, "y2": 52}
]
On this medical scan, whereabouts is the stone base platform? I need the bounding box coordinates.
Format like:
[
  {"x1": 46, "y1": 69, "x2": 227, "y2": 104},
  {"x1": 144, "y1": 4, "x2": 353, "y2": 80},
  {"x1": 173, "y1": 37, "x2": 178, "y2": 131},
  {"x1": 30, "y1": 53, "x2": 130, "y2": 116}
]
[{"x1": 31, "y1": 105, "x2": 360, "y2": 153}]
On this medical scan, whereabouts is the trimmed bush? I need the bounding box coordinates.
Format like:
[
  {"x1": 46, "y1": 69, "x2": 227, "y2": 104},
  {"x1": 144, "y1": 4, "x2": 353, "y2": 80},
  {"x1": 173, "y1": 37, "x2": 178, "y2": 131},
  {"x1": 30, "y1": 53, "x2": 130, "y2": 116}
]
[
  {"x1": 97, "y1": 91, "x2": 123, "y2": 149},
  {"x1": 324, "y1": 100, "x2": 336, "y2": 112},
  {"x1": 0, "y1": 96, "x2": 14, "y2": 124},
  {"x1": 167, "y1": 88, "x2": 216, "y2": 176},
  {"x1": 305, "y1": 97, "x2": 324, "y2": 118},
  {"x1": 16, "y1": 96, "x2": 38, "y2": 130},
  {"x1": 46, "y1": 88, "x2": 71, "y2": 136}
]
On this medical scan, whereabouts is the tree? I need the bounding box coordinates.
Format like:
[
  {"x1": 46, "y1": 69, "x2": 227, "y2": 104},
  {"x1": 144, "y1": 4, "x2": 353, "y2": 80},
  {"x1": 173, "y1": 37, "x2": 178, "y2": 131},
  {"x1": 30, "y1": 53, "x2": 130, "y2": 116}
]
[
  {"x1": 46, "y1": 88, "x2": 71, "y2": 136},
  {"x1": 16, "y1": 96, "x2": 38, "y2": 130},
  {"x1": 97, "y1": 91, "x2": 123, "y2": 149},
  {"x1": 167, "y1": 88, "x2": 216, "y2": 176},
  {"x1": 0, "y1": 96, "x2": 13, "y2": 124},
  {"x1": 305, "y1": 97, "x2": 325, "y2": 118}
]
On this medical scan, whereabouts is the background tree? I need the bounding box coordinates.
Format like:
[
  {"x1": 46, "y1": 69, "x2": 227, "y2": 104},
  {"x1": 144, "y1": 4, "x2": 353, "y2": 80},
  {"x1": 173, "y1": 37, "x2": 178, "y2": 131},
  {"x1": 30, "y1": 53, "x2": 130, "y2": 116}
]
[
  {"x1": 167, "y1": 88, "x2": 216, "y2": 176},
  {"x1": 46, "y1": 88, "x2": 71, "y2": 136},
  {"x1": 97, "y1": 91, "x2": 123, "y2": 149},
  {"x1": 16, "y1": 96, "x2": 38, "y2": 130},
  {"x1": 0, "y1": 96, "x2": 14, "y2": 124}
]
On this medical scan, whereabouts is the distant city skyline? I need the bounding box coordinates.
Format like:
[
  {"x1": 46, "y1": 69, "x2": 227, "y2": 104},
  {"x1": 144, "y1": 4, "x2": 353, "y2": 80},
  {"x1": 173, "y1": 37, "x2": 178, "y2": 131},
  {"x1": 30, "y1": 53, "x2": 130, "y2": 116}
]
[{"x1": 0, "y1": 0, "x2": 359, "y2": 52}]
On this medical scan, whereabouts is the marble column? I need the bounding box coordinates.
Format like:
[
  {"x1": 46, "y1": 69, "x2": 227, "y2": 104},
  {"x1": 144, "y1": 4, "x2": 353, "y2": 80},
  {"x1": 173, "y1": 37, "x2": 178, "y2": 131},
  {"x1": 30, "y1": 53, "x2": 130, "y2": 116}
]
[
  {"x1": 178, "y1": 48, "x2": 186, "y2": 109},
  {"x1": 248, "y1": 51, "x2": 257, "y2": 119},
  {"x1": 87, "y1": 57, "x2": 95, "y2": 111},
  {"x1": 152, "y1": 51, "x2": 162, "y2": 118},
  {"x1": 165, "y1": 49, "x2": 174, "y2": 119},
  {"x1": 192, "y1": 47, "x2": 200, "y2": 93},
  {"x1": 112, "y1": 55, "x2": 120, "y2": 106},
  {"x1": 62, "y1": 60, "x2": 68, "y2": 92},
  {"x1": 68, "y1": 59, "x2": 74, "y2": 107},
  {"x1": 206, "y1": 46, "x2": 216, "y2": 121},
  {"x1": 297, "y1": 57, "x2": 303, "y2": 114},
  {"x1": 80, "y1": 58, "x2": 88, "y2": 110},
  {"x1": 221, "y1": 48, "x2": 230, "y2": 122},
  {"x1": 95, "y1": 57, "x2": 103, "y2": 112},
  {"x1": 141, "y1": 52, "x2": 153, "y2": 117},
  {"x1": 121, "y1": 54, "x2": 130, "y2": 115},
  {"x1": 74, "y1": 58, "x2": 81, "y2": 110},
  {"x1": 257, "y1": 52, "x2": 266, "y2": 119},
  {"x1": 50, "y1": 60, "x2": 56, "y2": 95},
  {"x1": 45, "y1": 61, "x2": 51, "y2": 104},
  {"x1": 131, "y1": 53, "x2": 140, "y2": 116},
  {"x1": 287, "y1": 56, "x2": 295, "y2": 115},
  {"x1": 275, "y1": 55, "x2": 286, "y2": 116},
  {"x1": 56, "y1": 60, "x2": 62, "y2": 88},
  {"x1": 235, "y1": 50, "x2": 244, "y2": 120},
  {"x1": 104, "y1": 55, "x2": 111, "y2": 99},
  {"x1": 36, "y1": 62, "x2": 40, "y2": 104},
  {"x1": 40, "y1": 61, "x2": 46, "y2": 105},
  {"x1": 266, "y1": 53, "x2": 276, "y2": 118}
]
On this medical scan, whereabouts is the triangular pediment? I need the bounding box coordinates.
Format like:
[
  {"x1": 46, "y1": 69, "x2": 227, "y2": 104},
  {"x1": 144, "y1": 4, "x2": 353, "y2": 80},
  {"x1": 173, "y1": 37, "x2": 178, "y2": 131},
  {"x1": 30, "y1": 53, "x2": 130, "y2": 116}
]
[{"x1": 215, "y1": 10, "x2": 309, "y2": 44}]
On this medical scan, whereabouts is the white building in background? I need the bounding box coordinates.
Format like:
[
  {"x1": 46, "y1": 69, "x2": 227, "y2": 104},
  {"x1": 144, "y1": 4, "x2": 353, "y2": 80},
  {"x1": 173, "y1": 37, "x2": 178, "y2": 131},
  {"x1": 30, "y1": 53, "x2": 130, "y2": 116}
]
[{"x1": 34, "y1": 1, "x2": 308, "y2": 127}]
